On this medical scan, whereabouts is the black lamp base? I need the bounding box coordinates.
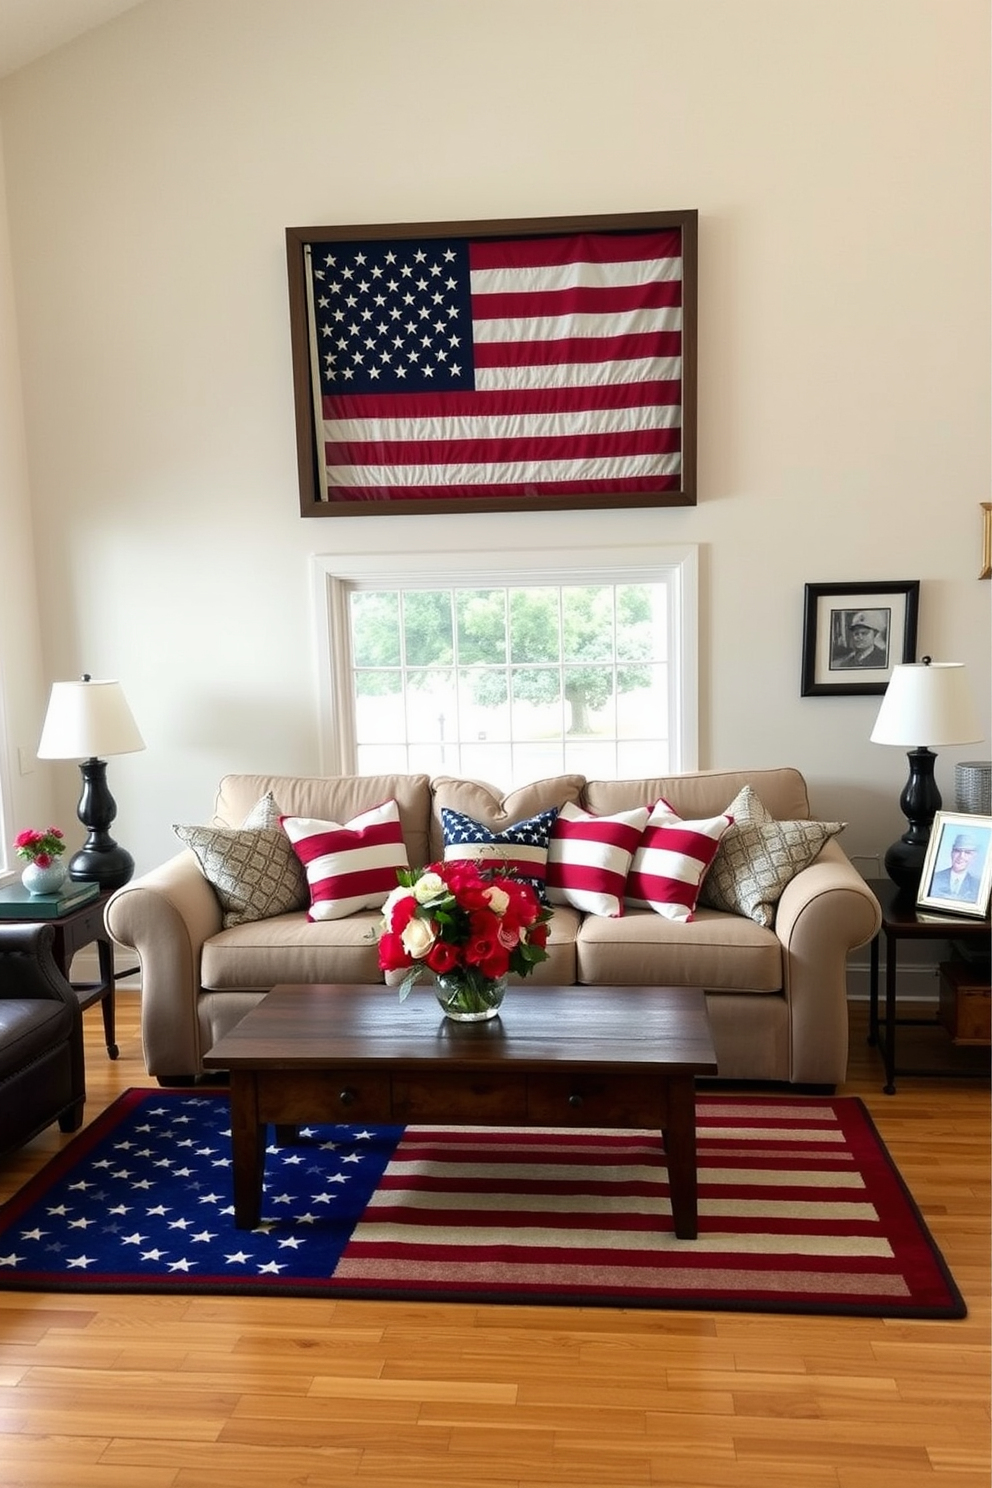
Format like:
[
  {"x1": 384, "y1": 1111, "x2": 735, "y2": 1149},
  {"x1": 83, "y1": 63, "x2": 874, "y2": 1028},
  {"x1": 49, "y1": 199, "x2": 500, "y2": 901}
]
[
  {"x1": 884, "y1": 745, "x2": 941, "y2": 896},
  {"x1": 67, "y1": 756, "x2": 135, "y2": 894},
  {"x1": 883, "y1": 838, "x2": 929, "y2": 895}
]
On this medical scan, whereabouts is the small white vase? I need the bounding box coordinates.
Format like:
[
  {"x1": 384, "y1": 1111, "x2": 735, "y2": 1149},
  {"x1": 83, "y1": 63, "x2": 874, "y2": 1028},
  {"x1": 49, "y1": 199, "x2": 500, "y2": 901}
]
[{"x1": 21, "y1": 860, "x2": 67, "y2": 896}]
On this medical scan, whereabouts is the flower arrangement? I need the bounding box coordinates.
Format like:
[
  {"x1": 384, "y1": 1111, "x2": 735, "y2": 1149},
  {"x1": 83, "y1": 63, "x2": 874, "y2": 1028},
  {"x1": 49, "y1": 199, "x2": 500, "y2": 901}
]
[
  {"x1": 378, "y1": 860, "x2": 553, "y2": 1004},
  {"x1": 13, "y1": 826, "x2": 66, "y2": 868}
]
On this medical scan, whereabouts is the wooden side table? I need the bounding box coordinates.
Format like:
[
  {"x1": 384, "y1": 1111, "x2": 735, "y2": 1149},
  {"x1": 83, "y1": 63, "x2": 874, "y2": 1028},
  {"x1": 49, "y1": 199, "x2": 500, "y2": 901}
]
[
  {"x1": 867, "y1": 878, "x2": 990, "y2": 1094},
  {"x1": 39, "y1": 893, "x2": 120, "y2": 1059}
]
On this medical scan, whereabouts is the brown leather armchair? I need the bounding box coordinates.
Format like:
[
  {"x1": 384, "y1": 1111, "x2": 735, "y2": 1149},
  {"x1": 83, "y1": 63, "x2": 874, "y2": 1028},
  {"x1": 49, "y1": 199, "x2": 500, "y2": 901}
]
[{"x1": 0, "y1": 921, "x2": 85, "y2": 1157}]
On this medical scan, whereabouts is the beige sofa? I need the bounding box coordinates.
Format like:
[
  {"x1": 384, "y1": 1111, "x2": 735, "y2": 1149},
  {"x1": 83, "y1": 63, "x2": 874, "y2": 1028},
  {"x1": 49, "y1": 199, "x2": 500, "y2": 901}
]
[{"x1": 105, "y1": 767, "x2": 881, "y2": 1088}]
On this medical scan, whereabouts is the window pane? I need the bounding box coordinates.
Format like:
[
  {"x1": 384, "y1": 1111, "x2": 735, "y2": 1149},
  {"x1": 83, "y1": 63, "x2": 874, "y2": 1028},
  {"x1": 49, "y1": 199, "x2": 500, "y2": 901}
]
[
  {"x1": 405, "y1": 669, "x2": 456, "y2": 743},
  {"x1": 564, "y1": 739, "x2": 618, "y2": 778},
  {"x1": 456, "y1": 589, "x2": 506, "y2": 665},
  {"x1": 509, "y1": 588, "x2": 560, "y2": 664},
  {"x1": 615, "y1": 585, "x2": 659, "y2": 662},
  {"x1": 354, "y1": 671, "x2": 403, "y2": 743},
  {"x1": 408, "y1": 741, "x2": 452, "y2": 774},
  {"x1": 460, "y1": 741, "x2": 514, "y2": 781},
  {"x1": 617, "y1": 664, "x2": 668, "y2": 737},
  {"x1": 510, "y1": 666, "x2": 561, "y2": 741},
  {"x1": 458, "y1": 667, "x2": 511, "y2": 741},
  {"x1": 351, "y1": 591, "x2": 400, "y2": 667},
  {"x1": 562, "y1": 585, "x2": 613, "y2": 663},
  {"x1": 618, "y1": 739, "x2": 671, "y2": 776},
  {"x1": 357, "y1": 742, "x2": 409, "y2": 774},
  {"x1": 511, "y1": 742, "x2": 567, "y2": 780},
  {"x1": 563, "y1": 663, "x2": 615, "y2": 736},
  {"x1": 403, "y1": 591, "x2": 453, "y2": 667}
]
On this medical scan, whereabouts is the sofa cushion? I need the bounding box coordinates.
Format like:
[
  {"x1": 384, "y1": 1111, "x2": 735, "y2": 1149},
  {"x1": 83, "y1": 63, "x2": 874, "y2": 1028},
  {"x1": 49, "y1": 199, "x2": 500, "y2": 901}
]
[
  {"x1": 547, "y1": 802, "x2": 649, "y2": 917},
  {"x1": 440, "y1": 805, "x2": 559, "y2": 902},
  {"x1": 575, "y1": 906, "x2": 784, "y2": 991},
  {"x1": 699, "y1": 786, "x2": 846, "y2": 927},
  {"x1": 429, "y1": 775, "x2": 585, "y2": 863},
  {"x1": 173, "y1": 792, "x2": 308, "y2": 928},
  {"x1": 582, "y1": 767, "x2": 811, "y2": 823},
  {"x1": 200, "y1": 910, "x2": 387, "y2": 988},
  {"x1": 625, "y1": 803, "x2": 733, "y2": 921},
  {"x1": 212, "y1": 773, "x2": 433, "y2": 868},
  {"x1": 282, "y1": 800, "x2": 410, "y2": 922}
]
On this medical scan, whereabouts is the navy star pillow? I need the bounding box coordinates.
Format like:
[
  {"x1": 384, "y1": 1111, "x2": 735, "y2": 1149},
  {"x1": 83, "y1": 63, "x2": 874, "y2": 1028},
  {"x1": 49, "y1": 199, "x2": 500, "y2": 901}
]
[{"x1": 440, "y1": 806, "x2": 559, "y2": 903}]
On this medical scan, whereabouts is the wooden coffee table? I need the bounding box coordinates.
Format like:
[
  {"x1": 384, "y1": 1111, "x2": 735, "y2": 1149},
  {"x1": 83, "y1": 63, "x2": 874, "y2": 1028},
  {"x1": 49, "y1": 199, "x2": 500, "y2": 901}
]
[{"x1": 203, "y1": 982, "x2": 718, "y2": 1239}]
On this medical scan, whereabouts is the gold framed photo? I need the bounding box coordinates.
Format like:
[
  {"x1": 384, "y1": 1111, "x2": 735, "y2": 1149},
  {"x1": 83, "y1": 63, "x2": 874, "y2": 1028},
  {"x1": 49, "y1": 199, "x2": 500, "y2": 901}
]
[{"x1": 916, "y1": 811, "x2": 992, "y2": 919}]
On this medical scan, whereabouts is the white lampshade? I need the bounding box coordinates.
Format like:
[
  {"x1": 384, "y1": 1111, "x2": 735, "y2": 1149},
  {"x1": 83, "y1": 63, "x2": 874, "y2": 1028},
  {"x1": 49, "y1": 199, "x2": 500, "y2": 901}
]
[
  {"x1": 37, "y1": 676, "x2": 146, "y2": 760},
  {"x1": 870, "y1": 661, "x2": 983, "y2": 748}
]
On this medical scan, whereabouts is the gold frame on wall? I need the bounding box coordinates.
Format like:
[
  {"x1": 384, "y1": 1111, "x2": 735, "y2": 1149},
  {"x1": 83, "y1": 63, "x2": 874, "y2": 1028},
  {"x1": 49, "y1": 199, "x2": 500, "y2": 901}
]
[{"x1": 980, "y1": 502, "x2": 991, "y2": 580}]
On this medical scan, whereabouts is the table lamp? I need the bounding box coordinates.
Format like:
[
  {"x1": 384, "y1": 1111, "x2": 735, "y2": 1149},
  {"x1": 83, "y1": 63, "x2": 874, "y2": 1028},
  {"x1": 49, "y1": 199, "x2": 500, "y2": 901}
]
[
  {"x1": 37, "y1": 674, "x2": 146, "y2": 892},
  {"x1": 870, "y1": 658, "x2": 983, "y2": 892}
]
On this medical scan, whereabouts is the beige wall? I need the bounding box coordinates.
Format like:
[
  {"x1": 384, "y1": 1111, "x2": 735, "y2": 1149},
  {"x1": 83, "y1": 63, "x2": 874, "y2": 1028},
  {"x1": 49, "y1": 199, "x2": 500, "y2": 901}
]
[
  {"x1": 0, "y1": 138, "x2": 50, "y2": 865},
  {"x1": 0, "y1": 0, "x2": 989, "y2": 878}
]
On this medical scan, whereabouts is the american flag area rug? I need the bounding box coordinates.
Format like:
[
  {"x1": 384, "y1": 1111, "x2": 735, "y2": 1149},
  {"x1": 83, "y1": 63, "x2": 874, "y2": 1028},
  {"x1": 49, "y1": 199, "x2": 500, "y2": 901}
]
[{"x1": 0, "y1": 1090, "x2": 964, "y2": 1318}]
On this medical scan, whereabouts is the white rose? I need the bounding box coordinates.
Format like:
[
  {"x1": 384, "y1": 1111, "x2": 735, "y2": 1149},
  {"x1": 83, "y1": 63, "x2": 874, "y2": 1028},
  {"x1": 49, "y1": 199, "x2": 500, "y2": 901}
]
[
  {"x1": 484, "y1": 884, "x2": 510, "y2": 915},
  {"x1": 414, "y1": 872, "x2": 446, "y2": 904},
  {"x1": 382, "y1": 885, "x2": 415, "y2": 928},
  {"x1": 401, "y1": 916, "x2": 437, "y2": 959}
]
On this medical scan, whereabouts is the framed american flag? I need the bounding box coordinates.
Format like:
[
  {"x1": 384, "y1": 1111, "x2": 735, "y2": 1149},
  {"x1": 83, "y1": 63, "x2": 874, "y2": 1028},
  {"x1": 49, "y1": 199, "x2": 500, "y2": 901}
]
[{"x1": 285, "y1": 209, "x2": 697, "y2": 517}]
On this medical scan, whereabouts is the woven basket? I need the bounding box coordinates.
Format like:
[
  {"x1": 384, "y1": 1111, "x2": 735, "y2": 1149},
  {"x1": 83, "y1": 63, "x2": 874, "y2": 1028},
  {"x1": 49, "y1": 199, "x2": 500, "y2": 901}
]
[{"x1": 954, "y1": 760, "x2": 991, "y2": 815}]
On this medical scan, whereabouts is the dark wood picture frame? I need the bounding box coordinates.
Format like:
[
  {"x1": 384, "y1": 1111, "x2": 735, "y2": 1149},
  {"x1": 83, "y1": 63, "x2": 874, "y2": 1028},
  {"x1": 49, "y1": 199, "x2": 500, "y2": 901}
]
[
  {"x1": 286, "y1": 209, "x2": 697, "y2": 518},
  {"x1": 801, "y1": 580, "x2": 920, "y2": 697}
]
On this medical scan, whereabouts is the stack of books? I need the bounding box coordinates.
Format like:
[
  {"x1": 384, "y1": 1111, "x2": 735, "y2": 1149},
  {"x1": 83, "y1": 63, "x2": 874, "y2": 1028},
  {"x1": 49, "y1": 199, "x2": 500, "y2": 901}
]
[{"x1": 0, "y1": 880, "x2": 101, "y2": 919}]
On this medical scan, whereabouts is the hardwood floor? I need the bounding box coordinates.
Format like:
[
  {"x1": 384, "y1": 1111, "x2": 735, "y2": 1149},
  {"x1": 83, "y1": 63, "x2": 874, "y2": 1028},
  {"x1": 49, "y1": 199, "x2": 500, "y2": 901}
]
[{"x1": 0, "y1": 991, "x2": 988, "y2": 1488}]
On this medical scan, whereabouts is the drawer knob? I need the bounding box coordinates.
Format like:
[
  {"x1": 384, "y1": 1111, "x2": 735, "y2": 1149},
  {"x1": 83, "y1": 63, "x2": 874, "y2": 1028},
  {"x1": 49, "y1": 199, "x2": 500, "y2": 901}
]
[
  {"x1": 568, "y1": 1092, "x2": 583, "y2": 1109},
  {"x1": 339, "y1": 1088, "x2": 356, "y2": 1107}
]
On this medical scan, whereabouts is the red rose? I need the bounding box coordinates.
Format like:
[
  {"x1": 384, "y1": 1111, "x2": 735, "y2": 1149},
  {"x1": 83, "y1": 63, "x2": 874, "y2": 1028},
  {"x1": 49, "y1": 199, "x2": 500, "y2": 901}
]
[
  {"x1": 426, "y1": 940, "x2": 460, "y2": 973},
  {"x1": 478, "y1": 947, "x2": 511, "y2": 979},
  {"x1": 377, "y1": 932, "x2": 412, "y2": 971}
]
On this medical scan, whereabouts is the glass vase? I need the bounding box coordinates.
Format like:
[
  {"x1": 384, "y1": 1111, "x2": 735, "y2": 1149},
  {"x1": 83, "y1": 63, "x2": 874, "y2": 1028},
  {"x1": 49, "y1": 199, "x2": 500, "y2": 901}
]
[
  {"x1": 21, "y1": 860, "x2": 67, "y2": 896},
  {"x1": 432, "y1": 969, "x2": 507, "y2": 1022}
]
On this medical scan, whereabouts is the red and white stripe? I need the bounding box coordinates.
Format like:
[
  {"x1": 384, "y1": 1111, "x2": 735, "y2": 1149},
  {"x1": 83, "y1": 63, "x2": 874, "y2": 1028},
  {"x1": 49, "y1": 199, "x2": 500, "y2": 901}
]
[{"x1": 329, "y1": 1098, "x2": 960, "y2": 1315}]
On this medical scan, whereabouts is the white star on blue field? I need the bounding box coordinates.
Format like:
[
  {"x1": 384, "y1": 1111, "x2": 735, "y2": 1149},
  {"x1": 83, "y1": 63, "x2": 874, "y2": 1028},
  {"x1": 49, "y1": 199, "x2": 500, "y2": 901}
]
[{"x1": 0, "y1": 1093, "x2": 402, "y2": 1290}]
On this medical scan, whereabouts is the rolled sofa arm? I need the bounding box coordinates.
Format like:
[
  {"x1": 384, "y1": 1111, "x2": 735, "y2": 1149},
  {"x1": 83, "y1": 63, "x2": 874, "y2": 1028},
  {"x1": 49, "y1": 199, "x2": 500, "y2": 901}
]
[
  {"x1": 105, "y1": 851, "x2": 222, "y2": 1078},
  {"x1": 774, "y1": 841, "x2": 882, "y2": 1084}
]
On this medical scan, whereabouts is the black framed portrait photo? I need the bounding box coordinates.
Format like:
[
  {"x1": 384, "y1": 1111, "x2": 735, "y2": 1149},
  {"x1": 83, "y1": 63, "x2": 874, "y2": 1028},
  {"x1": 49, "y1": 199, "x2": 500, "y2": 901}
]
[{"x1": 801, "y1": 581, "x2": 920, "y2": 697}]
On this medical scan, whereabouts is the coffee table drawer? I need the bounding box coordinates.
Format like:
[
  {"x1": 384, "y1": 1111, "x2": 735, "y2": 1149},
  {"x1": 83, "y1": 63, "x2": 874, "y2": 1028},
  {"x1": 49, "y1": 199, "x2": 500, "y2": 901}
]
[
  {"x1": 254, "y1": 1068, "x2": 391, "y2": 1122},
  {"x1": 391, "y1": 1072, "x2": 527, "y2": 1122},
  {"x1": 527, "y1": 1073, "x2": 664, "y2": 1128}
]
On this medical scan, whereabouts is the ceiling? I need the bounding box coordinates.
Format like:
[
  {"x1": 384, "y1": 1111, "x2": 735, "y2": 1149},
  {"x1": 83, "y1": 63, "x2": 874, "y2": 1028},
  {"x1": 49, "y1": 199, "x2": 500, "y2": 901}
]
[{"x1": 0, "y1": 0, "x2": 146, "y2": 78}]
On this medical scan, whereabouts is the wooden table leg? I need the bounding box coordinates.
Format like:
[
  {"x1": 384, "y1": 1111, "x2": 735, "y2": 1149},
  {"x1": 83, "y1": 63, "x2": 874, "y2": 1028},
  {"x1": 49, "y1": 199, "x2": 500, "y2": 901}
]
[
  {"x1": 228, "y1": 1072, "x2": 265, "y2": 1229},
  {"x1": 662, "y1": 1075, "x2": 700, "y2": 1240},
  {"x1": 96, "y1": 936, "x2": 119, "y2": 1058}
]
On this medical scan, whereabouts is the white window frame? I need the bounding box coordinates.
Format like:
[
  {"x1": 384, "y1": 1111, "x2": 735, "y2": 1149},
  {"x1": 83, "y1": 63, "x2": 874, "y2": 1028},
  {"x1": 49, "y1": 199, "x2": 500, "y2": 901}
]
[{"x1": 311, "y1": 544, "x2": 698, "y2": 780}]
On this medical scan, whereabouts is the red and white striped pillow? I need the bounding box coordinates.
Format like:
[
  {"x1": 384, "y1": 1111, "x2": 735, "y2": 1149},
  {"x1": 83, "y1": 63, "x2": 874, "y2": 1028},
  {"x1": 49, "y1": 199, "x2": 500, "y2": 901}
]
[
  {"x1": 625, "y1": 799, "x2": 733, "y2": 921},
  {"x1": 547, "y1": 802, "x2": 650, "y2": 917},
  {"x1": 281, "y1": 800, "x2": 409, "y2": 922}
]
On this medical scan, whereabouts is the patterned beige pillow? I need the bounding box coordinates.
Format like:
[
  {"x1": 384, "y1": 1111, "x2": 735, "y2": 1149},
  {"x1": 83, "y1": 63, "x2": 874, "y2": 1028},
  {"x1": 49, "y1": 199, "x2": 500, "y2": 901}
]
[
  {"x1": 699, "y1": 786, "x2": 845, "y2": 927},
  {"x1": 174, "y1": 793, "x2": 308, "y2": 928}
]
